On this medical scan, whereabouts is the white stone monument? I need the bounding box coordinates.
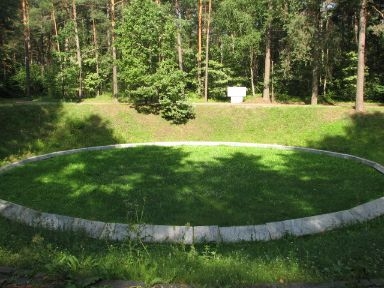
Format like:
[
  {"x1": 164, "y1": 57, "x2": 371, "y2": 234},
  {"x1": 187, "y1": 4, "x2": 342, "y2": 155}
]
[{"x1": 227, "y1": 87, "x2": 247, "y2": 103}]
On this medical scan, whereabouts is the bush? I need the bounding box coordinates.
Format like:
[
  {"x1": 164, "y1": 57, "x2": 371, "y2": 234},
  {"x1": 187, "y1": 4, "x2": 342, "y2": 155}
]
[
  {"x1": 11, "y1": 64, "x2": 45, "y2": 97},
  {"x1": 116, "y1": 0, "x2": 195, "y2": 124},
  {"x1": 160, "y1": 97, "x2": 195, "y2": 124}
]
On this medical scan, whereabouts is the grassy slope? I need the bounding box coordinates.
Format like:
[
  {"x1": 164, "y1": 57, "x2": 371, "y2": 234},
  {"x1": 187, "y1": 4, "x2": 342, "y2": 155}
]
[
  {"x1": 1, "y1": 101, "x2": 383, "y2": 164},
  {"x1": 1, "y1": 99, "x2": 384, "y2": 286}
]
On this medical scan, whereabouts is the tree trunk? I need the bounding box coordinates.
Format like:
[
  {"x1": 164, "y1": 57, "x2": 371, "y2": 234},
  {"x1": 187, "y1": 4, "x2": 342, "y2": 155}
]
[
  {"x1": 250, "y1": 48, "x2": 255, "y2": 97},
  {"x1": 72, "y1": 0, "x2": 82, "y2": 98},
  {"x1": 262, "y1": 26, "x2": 271, "y2": 102},
  {"x1": 21, "y1": 0, "x2": 31, "y2": 98},
  {"x1": 51, "y1": 5, "x2": 60, "y2": 53},
  {"x1": 0, "y1": 33, "x2": 5, "y2": 83},
  {"x1": 354, "y1": 13, "x2": 359, "y2": 45},
  {"x1": 311, "y1": 0, "x2": 321, "y2": 105},
  {"x1": 271, "y1": 60, "x2": 275, "y2": 103},
  {"x1": 355, "y1": 0, "x2": 367, "y2": 113},
  {"x1": 204, "y1": 0, "x2": 212, "y2": 102},
  {"x1": 52, "y1": 4, "x2": 64, "y2": 98},
  {"x1": 311, "y1": 63, "x2": 319, "y2": 105},
  {"x1": 92, "y1": 17, "x2": 100, "y2": 96},
  {"x1": 322, "y1": 14, "x2": 330, "y2": 99},
  {"x1": 263, "y1": 0, "x2": 272, "y2": 103},
  {"x1": 111, "y1": 0, "x2": 118, "y2": 98},
  {"x1": 197, "y1": 0, "x2": 203, "y2": 97},
  {"x1": 175, "y1": 0, "x2": 183, "y2": 71}
]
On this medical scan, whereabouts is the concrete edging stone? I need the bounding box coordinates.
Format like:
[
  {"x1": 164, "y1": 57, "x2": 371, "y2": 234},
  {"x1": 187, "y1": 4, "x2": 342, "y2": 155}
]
[{"x1": 1, "y1": 142, "x2": 384, "y2": 244}]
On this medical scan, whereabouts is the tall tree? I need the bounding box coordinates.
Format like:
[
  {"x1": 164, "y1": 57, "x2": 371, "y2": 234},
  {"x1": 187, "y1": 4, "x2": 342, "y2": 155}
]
[
  {"x1": 319, "y1": 1, "x2": 338, "y2": 99},
  {"x1": 116, "y1": 0, "x2": 194, "y2": 123},
  {"x1": 278, "y1": 0, "x2": 326, "y2": 102},
  {"x1": 263, "y1": 0, "x2": 272, "y2": 103},
  {"x1": 197, "y1": 0, "x2": 203, "y2": 96},
  {"x1": 0, "y1": 0, "x2": 20, "y2": 93},
  {"x1": 214, "y1": 0, "x2": 261, "y2": 96},
  {"x1": 110, "y1": 0, "x2": 118, "y2": 97},
  {"x1": 175, "y1": 0, "x2": 183, "y2": 71},
  {"x1": 21, "y1": 0, "x2": 31, "y2": 98},
  {"x1": 71, "y1": 0, "x2": 82, "y2": 98},
  {"x1": 355, "y1": 0, "x2": 367, "y2": 112},
  {"x1": 310, "y1": 0, "x2": 321, "y2": 105},
  {"x1": 204, "y1": 0, "x2": 212, "y2": 102}
]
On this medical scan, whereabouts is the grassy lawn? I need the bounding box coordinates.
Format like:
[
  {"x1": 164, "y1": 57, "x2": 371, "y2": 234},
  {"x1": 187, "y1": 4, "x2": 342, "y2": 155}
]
[
  {"x1": 1, "y1": 98, "x2": 384, "y2": 286},
  {"x1": 1, "y1": 146, "x2": 383, "y2": 226}
]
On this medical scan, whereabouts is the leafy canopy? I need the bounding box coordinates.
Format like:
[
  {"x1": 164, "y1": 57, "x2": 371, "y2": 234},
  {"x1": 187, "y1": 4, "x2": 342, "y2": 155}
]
[{"x1": 116, "y1": 0, "x2": 194, "y2": 124}]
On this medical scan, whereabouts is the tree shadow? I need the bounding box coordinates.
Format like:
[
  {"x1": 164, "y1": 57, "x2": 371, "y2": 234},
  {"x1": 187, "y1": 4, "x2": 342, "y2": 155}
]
[
  {"x1": 0, "y1": 103, "x2": 120, "y2": 165},
  {"x1": 3, "y1": 144, "x2": 383, "y2": 227},
  {"x1": 45, "y1": 114, "x2": 120, "y2": 151},
  {"x1": 131, "y1": 103, "x2": 162, "y2": 115},
  {"x1": 307, "y1": 111, "x2": 384, "y2": 164},
  {"x1": 0, "y1": 104, "x2": 62, "y2": 164}
]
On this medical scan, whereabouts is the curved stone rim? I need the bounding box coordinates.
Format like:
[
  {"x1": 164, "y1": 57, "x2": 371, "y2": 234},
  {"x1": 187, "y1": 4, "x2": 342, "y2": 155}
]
[{"x1": 1, "y1": 141, "x2": 384, "y2": 244}]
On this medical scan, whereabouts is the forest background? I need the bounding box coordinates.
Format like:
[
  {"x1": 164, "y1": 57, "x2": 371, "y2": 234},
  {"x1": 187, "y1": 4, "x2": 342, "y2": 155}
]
[{"x1": 1, "y1": 0, "x2": 384, "y2": 122}]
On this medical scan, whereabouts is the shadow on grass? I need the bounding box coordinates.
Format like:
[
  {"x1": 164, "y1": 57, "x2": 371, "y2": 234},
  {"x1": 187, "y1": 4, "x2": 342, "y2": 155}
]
[
  {"x1": 45, "y1": 114, "x2": 120, "y2": 151},
  {"x1": 308, "y1": 111, "x2": 384, "y2": 164},
  {"x1": 0, "y1": 103, "x2": 120, "y2": 165},
  {"x1": 0, "y1": 104, "x2": 62, "y2": 164},
  {"x1": 1, "y1": 144, "x2": 383, "y2": 227},
  {"x1": 131, "y1": 103, "x2": 162, "y2": 115}
]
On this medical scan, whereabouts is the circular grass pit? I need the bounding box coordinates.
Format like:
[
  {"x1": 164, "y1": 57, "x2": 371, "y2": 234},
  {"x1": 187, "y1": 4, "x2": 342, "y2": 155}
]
[{"x1": 1, "y1": 142, "x2": 384, "y2": 243}]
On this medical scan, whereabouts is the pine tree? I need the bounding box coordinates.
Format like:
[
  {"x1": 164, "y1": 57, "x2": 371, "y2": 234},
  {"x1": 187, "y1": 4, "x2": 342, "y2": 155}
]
[{"x1": 355, "y1": 0, "x2": 367, "y2": 112}]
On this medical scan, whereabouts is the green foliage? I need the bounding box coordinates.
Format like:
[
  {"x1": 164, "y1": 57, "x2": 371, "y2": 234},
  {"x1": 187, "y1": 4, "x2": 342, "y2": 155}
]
[
  {"x1": 82, "y1": 50, "x2": 102, "y2": 96},
  {"x1": 328, "y1": 52, "x2": 358, "y2": 101},
  {"x1": 116, "y1": 0, "x2": 175, "y2": 91},
  {"x1": 42, "y1": 64, "x2": 61, "y2": 99},
  {"x1": 280, "y1": 12, "x2": 314, "y2": 75},
  {"x1": 1, "y1": 0, "x2": 384, "y2": 105},
  {"x1": 213, "y1": 0, "x2": 262, "y2": 91},
  {"x1": 0, "y1": 0, "x2": 21, "y2": 97},
  {"x1": 83, "y1": 72, "x2": 102, "y2": 95},
  {"x1": 116, "y1": 0, "x2": 194, "y2": 123},
  {"x1": 154, "y1": 61, "x2": 186, "y2": 102},
  {"x1": 366, "y1": 76, "x2": 384, "y2": 102},
  {"x1": 11, "y1": 64, "x2": 45, "y2": 97},
  {"x1": 155, "y1": 61, "x2": 195, "y2": 124},
  {"x1": 55, "y1": 61, "x2": 80, "y2": 99},
  {"x1": 160, "y1": 98, "x2": 196, "y2": 124},
  {"x1": 206, "y1": 60, "x2": 238, "y2": 100},
  {"x1": 370, "y1": 23, "x2": 384, "y2": 37}
]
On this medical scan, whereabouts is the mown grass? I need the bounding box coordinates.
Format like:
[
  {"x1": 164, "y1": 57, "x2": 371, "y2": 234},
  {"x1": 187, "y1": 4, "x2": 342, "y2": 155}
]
[
  {"x1": 1, "y1": 101, "x2": 383, "y2": 165},
  {"x1": 1, "y1": 97, "x2": 384, "y2": 286},
  {"x1": 1, "y1": 146, "x2": 383, "y2": 226}
]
